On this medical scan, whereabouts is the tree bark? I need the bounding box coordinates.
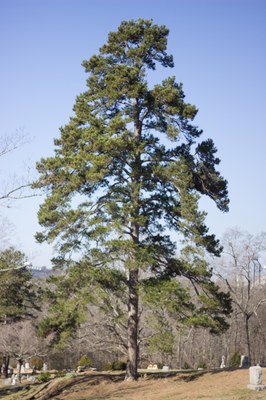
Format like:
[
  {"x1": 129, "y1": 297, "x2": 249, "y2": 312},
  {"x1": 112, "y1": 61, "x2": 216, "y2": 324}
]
[
  {"x1": 125, "y1": 105, "x2": 141, "y2": 381},
  {"x1": 126, "y1": 268, "x2": 139, "y2": 380},
  {"x1": 3, "y1": 356, "x2": 9, "y2": 378},
  {"x1": 244, "y1": 315, "x2": 251, "y2": 365}
]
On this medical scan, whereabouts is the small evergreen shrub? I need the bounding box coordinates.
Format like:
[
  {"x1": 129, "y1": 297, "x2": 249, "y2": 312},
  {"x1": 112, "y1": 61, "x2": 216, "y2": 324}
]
[
  {"x1": 77, "y1": 355, "x2": 92, "y2": 368},
  {"x1": 229, "y1": 352, "x2": 241, "y2": 368},
  {"x1": 112, "y1": 360, "x2": 127, "y2": 371},
  {"x1": 37, "y1": 372, "x2": 50, "y2": 382},
  {"x1": 101, "y1": 362, "x2": 113, "y2": 371},
  {"x1": 55, "y1": 370, "x2": 67, "y2": 377}
]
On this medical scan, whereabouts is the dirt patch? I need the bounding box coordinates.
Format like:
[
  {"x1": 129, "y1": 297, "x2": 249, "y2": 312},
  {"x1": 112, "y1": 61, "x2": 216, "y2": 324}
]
[{"x1": 2, "y1": 369, "x2": 266, "y2": 400}]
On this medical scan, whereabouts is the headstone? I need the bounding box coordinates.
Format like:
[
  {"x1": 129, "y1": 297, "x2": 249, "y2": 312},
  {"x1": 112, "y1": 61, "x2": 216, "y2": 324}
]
[
  {"x1": 43, "y1": 363, "x2": 48, "y2": 371},
  {"x1": 220, "y1": 355, "x2": 226, "y2": 368},
  {"x1": 4, "y1": 378, "x2": 12, "y2": 385},
  {"x1": 21, "y1": 365, "x2": 25, "y2": 373},
  {"x1": 162, "y1": 366, "x2": 169, "y2": 371},
  {"x1": 247, "y1": 366, "x2": 266, "y2": 391},
  {"x1": 25, "y1": 362, "x2": 30, "y2": 369},
  {"x1": 147, "y1": 364, "x2": 158, "y2": 370},
  {"x1": 239, "y1": 355, "x2": 249, "y2": 368},
  {"x1": 11, "y1": 375, "x2": 18, "y2": 385}
]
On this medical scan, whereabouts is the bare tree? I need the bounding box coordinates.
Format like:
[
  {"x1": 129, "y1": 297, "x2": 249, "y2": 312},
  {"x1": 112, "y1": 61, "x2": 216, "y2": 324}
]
[
  {"x1": 214, "y1": 228, "x2": 266, "y2": 364},
  {"x1": 0, "y1": 320, "x2": 48, "y2": 380},
  {"x1": 0, "y1": 130, "x2": 36, "y2": 208}
]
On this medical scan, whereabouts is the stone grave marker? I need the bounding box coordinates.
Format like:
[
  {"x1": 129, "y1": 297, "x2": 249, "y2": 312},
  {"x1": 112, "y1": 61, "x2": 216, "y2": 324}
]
[
  {"x1": 239, "y1": 355, "x2": 249, "y2": 368},
  {"x1": 147, "y1": 364, "x2": 158, "y2": 370},
  {"x1": 247, "y1": 365, "x2": 266, "y2": 391},
  {"x1": 220, "y1": 356, "x2": 226, "y2": 368}
]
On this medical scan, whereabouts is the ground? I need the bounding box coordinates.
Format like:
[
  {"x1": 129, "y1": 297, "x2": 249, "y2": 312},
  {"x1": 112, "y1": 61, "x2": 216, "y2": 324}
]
[{"x1": 1, "y1": 368, "x2": 266, "y2": 400}]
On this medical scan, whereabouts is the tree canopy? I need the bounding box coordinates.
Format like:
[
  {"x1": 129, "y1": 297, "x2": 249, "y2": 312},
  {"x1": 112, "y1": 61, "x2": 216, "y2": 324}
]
[{"x1": 34, "y1": 19, "x2": 231, "y2": 380}]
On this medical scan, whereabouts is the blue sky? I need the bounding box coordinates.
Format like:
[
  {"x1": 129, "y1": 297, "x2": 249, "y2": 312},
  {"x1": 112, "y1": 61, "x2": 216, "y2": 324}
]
[{"x1": 0, "y1": 0, "x2": 265, "y2": 267}]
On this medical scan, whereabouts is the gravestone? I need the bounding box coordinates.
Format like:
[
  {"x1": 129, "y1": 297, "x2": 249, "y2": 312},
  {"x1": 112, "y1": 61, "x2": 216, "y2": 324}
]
[
  {"x1": 25, "y1": 362, "x2": 30, "y2": 369},
  {"x1": 147, "y1": 364, "x2": 158, "y2": 370},
  {"x1": 162, "y1": 366, "x2": 169, "y2": 371},
  {"x1": 247, "y1": 365, "x2": 266, "y2": 391},
  {"x1": 43, "y1": 363, "x2": 48, "y2": 371},
  {"x1": 239, "y1": 355, "x2": 249, "y2": 368},
  {"x1": 220, "y1": 356, "x2": 226, "y2": 368}
]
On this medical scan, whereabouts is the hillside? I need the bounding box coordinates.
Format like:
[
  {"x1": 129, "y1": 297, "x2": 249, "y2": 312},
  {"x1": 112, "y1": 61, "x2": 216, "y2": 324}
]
[{"x1": 1, "y1": 368, "x2": 266, "y2": 400}]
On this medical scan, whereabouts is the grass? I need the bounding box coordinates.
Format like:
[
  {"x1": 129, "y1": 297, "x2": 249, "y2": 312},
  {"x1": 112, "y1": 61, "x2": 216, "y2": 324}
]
[{"x1": 1, "y1": 368, "x2": 266, "y2": 399}]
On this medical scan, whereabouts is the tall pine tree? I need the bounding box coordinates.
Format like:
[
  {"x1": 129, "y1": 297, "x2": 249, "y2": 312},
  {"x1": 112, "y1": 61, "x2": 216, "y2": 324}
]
[{"x1": 34, "y1": 19, "x2": 231, "y2": 380}]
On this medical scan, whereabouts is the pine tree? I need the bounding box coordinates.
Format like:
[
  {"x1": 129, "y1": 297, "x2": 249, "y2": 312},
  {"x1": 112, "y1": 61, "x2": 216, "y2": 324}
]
[
  {"x1": 0, "y1": 247, "x2": 36, "y2": 323},
  {"x1": 34, "y1": 19, "x2": 231, "y2": 380}
]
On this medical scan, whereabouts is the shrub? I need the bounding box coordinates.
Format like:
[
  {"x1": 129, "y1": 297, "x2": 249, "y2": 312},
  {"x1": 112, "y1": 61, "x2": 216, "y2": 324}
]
[
  {"x1": 229, "y1": 352, "x2": 241, "y2": 368},
  {"x1": 183, "y1": 362, "x2": 192, "y2": 370},
  {"x1": 30, "y1": 356, "x2": 44, "y2": 370},
  {"x1": 101, "y1": 362, "x2": 113, "y2": 371},
  {"x1": 55, "y1": 370, "x2": 67, "y2": 377},
  {"x1": 112, "y1": 360, "x2": 127, "y2": 371},
  {"x1": 37, "y1": 372, "x2": 50, "y2": 382},
  {"x1": 77, "y1": 355, "x2": 92, "y2": 368}
]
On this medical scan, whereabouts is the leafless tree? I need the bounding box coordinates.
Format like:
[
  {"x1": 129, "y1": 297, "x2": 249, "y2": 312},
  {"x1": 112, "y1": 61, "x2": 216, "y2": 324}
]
[
  {"x1": 213, "y1": 228, "x2": 266, "y2": 364},
  {"x1": 0, "y1": 320, "x2": 47, "y2": 380},
  {"x1": 0, "y1": 130, "x2": 36, "y2": 208}
]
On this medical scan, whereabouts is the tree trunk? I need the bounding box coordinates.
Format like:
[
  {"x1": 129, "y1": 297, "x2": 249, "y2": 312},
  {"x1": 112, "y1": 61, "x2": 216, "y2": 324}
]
[
  {"x1": 126, "y1": 268, "x2": 139, "y2": 380},
  {"x1": 3, "y1": 356, "x2": 10, "y2": 378},
  {"x1": 125, "y1": 110, "x2": 141, "y2": 381},
  {"x1": 18, "y1": 359, "x2": 23, "y2": 383},
  {"x1": 244, "y1": 315, "x2": 251, "y2": 365}
]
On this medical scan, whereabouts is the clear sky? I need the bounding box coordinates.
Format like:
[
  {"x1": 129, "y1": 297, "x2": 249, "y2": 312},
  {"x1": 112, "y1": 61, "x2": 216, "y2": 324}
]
[{"x1": 0, "y1": 0, "x2": 265, "y2": 268}]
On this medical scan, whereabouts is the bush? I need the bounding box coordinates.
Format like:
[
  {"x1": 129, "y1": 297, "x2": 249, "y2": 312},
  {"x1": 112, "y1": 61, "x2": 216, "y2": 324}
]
[
  {"x1": 77, "y1": 355, "x2": 92, "y2": 368},
  {"x1": 101, "y1": 362, "x2": 113, "y2": 371},
  {"x1": 112, "y1": 360, "x2": 127, "y2": 371},
  {"x1": 30, "y1": 356, "x2": 44, "y2": 370},
  {"x1": 37, "y1": 372, "x2": 51, "y2": 382},
  {"x1": 55, "y1": 370, "x2": 67, "y2": 377},
  {"x1": 229, "y1": 352, "x2": 241, "y2": 368}
]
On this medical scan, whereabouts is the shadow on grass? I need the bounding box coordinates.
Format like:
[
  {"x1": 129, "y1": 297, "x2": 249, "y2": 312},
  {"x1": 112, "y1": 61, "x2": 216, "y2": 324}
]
[
  {"x1": 0, "y1": 368, "x2": 244, "y2": 399},
  {"x1": 138, "y1": 367, "x2": 243, "y2": 382}
]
